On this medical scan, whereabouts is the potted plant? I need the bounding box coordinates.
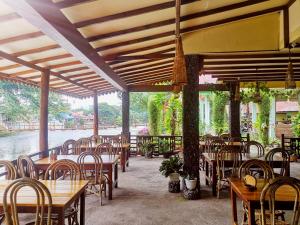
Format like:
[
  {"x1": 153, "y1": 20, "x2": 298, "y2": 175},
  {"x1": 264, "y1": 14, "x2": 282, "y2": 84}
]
[
  {"x1": 141, "y1": 142, "x2": 156, "y2": 158},
  {"x1": 184, "y1": 174, "x2": 198, "y2": 190},
  {"x1": 159, "y1": 156, "x2": 183, "y2": 192}
]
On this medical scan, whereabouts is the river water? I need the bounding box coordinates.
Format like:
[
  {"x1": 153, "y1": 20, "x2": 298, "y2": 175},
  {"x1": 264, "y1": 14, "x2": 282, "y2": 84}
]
[{"x1": 0, "y1": 127, "x2": 143, "y2": 160}]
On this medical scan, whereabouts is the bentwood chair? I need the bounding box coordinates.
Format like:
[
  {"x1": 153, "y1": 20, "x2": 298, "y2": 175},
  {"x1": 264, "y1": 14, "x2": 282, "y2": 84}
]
[
  {"x1": 77, "y1": 151, "x2": 107, "y2": 205},
  {"x1": 3, "y1": 178, "x2": 53, "y2": 225},
  {"x1": 216, "y1": 148, "x2": 242, "y2": 198},
  {"x1": 265, "y1": 148, "x2": 290, "y2": 177},
  {"x1": 17, "y1": 155, "x2": 39, "y2": 179},
  {"x1": 95, "y1": 143, "x2": 114, "y2": 156},
  {"x1": 259, "y1": 177, "x2": 300, "y2": 225},
  {"x1": 62, "y1": 139, "x2": 76, "y2": 155},
  {"x1": 90, "y1": 135, "x2": 101, "y2": 146},
  {"x1": 244, "y1": 141, "x2": 265, "y2": 158},
  {"x1": 75, "y1": 138, "x2": 92, "y2": 154},
  {"x1": 44, "y1": 159, "x2": 81, "y2": 225},
  {"x1": 0, "y1": 160, "x2": 17, "y2": 224}
]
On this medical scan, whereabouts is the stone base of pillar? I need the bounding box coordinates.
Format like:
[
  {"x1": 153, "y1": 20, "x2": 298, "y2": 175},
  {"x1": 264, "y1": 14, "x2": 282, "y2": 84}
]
[
  {"x1": 168, "y1": 181, "x2": 180, "y2": 193},
  {"x1": 182, "y1": 180, "x2": 201, "y2": 200}
]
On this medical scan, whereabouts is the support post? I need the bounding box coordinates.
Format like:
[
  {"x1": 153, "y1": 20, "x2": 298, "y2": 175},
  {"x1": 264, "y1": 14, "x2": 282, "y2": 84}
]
[
  {"x1": 182, "y1": 55, "x2": 202, "y2": 199},
  {"x1": 229, "y1": 82, "x2": 241, "y2": 138},
  {"x1": 39, "y1": 69, "x2": 50, "y2": 158},
  {"x1": 93, "y1": 91, "x2": 99, "y2": 136},
  {"x1": 122, "y1": 91, "x2": 130, "y2": 140}
]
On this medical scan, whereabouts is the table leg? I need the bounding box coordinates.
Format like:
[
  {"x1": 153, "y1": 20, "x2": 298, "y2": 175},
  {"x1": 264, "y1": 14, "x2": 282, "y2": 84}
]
[
  {"x1": 114, "y1": 162, "x2": 118, "y2": 188},
  {"x1": 231, "y1": 187, "x2": 238, "y2": 225},
  {"x1": 80, "y1": 191, "x2": 85, "y2": 225},
  {"x1": 55, "y1": 209, "x2": 65, "y2": 225},
  {"x1": 108, "y1": 164, "x2": 113, "y2": 200},
  {"x1": 212, "y1": 162, "x2": 217, "y2": 196},
  {"x1": 248, "y1": 202, "x2": 256, "y2": 225},
  {"x1": 205, "y1": 160, "x2": 209, "y2": 186},
  {"x1": 121, "y1": 148, "x2": 126, "y2": 172}
]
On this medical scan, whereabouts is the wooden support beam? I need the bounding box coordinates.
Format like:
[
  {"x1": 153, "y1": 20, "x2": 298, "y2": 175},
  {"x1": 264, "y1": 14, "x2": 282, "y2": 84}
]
[
  {"x1": 107, "y1": 54, "x2": 174, "y2": 62},
  {"x1": 204, "y1": 53, "x2": 300, "y2": 59},
  {"x1": 39, "y1": 69, "x2": 50, "y2": 158},
  {"x1": 229, "y1": 82, "x2": 241, "y2": 138},
  {"x1": 4, "y1": 0, "x2": 127, "y2": 91},
  {"x1": 283, "y1": 7, "x2": 290, "y2": 48},
  {"x1": 114, "y1": 59, "x2": 174, "y2": 72},
  {"x1": 0, "y1": 12, "x2": 21, "y2": 23},
  {"x1": 93, "y1": 91, "x2": 99, "y2": 136},
  {"x1": 183, "y1": 55, "x2": 202, "y2": 199},
  {"x1": 118, "y1": 64, "x2": 173, "y2": 76},
  {"x1": 0, "y1": 31, "x2": 44, "y2": 45},
  {"x1": 120, "y1": 67, "x2": 173, "y2": 78},
  {"x1": 122, "y1": 91, "x2": 130, "y2": 145}
]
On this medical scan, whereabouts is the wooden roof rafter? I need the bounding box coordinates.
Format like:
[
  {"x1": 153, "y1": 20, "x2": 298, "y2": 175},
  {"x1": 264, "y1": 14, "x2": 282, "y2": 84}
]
[{"x1": 3, "y1": 0, "x2": 126, "y2": 91}]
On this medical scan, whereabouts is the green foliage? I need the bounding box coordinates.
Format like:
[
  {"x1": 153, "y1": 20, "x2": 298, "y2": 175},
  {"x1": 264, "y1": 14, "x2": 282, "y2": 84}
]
[
  {"x1": 159, "y1": 139, "x2": 170, "y2": 153},
  {"x1": 212, "y1": 91, "x2": 229, "y2": 135},
  {"x1": 148, "y1": 95, "x2": 162, "y2": 135},
  {"x1": 97, "y1": 103, "x2": 121, "y2": 125},
  {"x1": 165, "y1": 94, "x2": 182, "y2": 135},
  {"x1": 159, "y1": 156, "x2": 183, "y2": 177},
  {"x1": 0, "y1": 81, "x2": 70, "y2": 122},
  {"x1": 130, "y1": 93, "x2": 149, "y2": 125},
  {"x1": 255, "y1": 93, "x2": 270, "y2": 146},
  {"x1": 292, "y1": 112, "x2": 300, "y2": 137}
]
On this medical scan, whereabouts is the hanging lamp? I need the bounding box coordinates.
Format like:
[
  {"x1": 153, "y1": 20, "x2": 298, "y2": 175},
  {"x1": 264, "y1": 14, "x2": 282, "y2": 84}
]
[
  {"x1": 234, "y1": 78, "x2": 241, "y2": 101},
  {"x1": 172, "y1": 0, "x2": 187, "y2": 93},
  {"x1": 285, "y1": 47, "x2": 296, "y2": 89}
]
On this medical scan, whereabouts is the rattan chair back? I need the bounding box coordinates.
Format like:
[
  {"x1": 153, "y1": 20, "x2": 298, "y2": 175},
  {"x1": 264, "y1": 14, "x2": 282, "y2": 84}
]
[
  {"x1": 0, "y1": 160, "x2": 17, "y2": 180},
  {"x1": 90, "y1": 135, "x2": 101, "y2": 146},
  {"x1": 238, "y1": 159, "x2": 274, "y2": 180},
  {"x1": 61, "y1": 139, "x2": 76, "y2": 155},
  {"x1": 260, "y1": 177, "x2": 300, "y2": 225},
  {"x1": 75, "y1": 138, "x2": 92, "y2": 154},
  {"x1": 44, "y1": 159, "x2": 81, "y2": 180},
  {"x1": 17, "y1": 155, "x2": 38, "y2": 179},
  {"x1": 265, "y1": 148, "x2": 290, "y2": 177},
  {"x1": 3, "y1": 178, "x2": 52, "y2": 225},
  {"x1": 95, "y1": 143, "x2": 114, "y2": 156},
  {"x1": 244, "y1": 141, "x2": 264, "y2": 158}
]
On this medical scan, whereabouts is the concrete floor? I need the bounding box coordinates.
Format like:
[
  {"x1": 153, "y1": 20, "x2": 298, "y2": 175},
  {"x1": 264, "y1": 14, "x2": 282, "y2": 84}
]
[{"x1": 85, "y1": 157, "x2": 246, "y2": 225}]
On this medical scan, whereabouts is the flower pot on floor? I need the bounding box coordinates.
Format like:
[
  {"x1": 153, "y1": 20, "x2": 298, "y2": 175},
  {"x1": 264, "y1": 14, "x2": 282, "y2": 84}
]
[{"x1": 185, "y1": 178, "x2": 197, "y2": 190}]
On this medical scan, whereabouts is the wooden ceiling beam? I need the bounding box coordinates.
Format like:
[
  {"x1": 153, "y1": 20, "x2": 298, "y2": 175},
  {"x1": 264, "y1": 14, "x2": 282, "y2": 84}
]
[
  {"x1": 67, "y1": 71, "x2": 95, "y2": 79},
  {"x1": 208, "y1": 69, "x2": 300, "y2": 75},
  {"x1": 55, "y1": 0, "x2": 97, "y2": 8},
  {"x1": 74, "y1": 76, "x2": 100, "y2": 82},
  {"x1": 0, "y1": 31, "x2": 44, "y2": 45},
  {"x1": 121, "y1": 68, "x2": 173, "y2": 79},
  {"x1": 57, "y1": 66, "x2": 90, "y2": 74},
  {"x1": 112, "y1": 58, "x2": 166, "y2": 70},
  {"x1": 107, "y1": 53, "x2": 174, "y2": 62},
  {"x1": 118, "y1": 64, "x2": 173, "y2": 76},
  {"x1": 4, "y1": 0, "x2": 127, "y2": 91},
  {"x1": 87, "y1": 0, "x2": 267, "y2": 42},
  {"x1": 123, "y1": 72, "x2": 172, "y2": 82},
  {"x1": 203, "y1": 64, "x2": 300, "y2": 71},
  {"x1": 203, "y1": 53, "x2": 300, "y2": 59},
  {"x1": 116, "y1": 59, "x2": 174, "y2": 73},
  {"x1": 75, "y1": 0, "x2": 196, "y2": 28},
  {"x1": 126, "y1": 77, "x2": 171, "y2": 85},
  {"x1": 204, "y1": 59, "x2": 300, "y2": 65},
  {"x1": 0, "y1": 12, "x2": 21, "y2": 23}
]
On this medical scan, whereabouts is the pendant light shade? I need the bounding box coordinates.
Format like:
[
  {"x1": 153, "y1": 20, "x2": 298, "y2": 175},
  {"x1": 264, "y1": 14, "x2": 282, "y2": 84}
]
[
  {"x1": 173, "y1": 36, "x2": 187, "y2": 87},
  {"x1": 285, "y1": 61, "x2": 296, "y2": 89}
]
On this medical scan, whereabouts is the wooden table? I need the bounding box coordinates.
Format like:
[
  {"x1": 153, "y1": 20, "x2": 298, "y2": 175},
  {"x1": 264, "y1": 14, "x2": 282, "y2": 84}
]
[
  {"x1": 0, "y1": 180, "x2": 88, "y2": 225},
  {"x1": 203, "y1": 153, "x2": 290, "y2": 196},
  {"x1": 88, "y1": 143, "x2": 130, "y2": 172},
  {"x1": 230, "y1": 178, "x2": 297, "y2": 225},
  {"x1": 35, "y1": 155, "x2": 119, "y2": 200}
]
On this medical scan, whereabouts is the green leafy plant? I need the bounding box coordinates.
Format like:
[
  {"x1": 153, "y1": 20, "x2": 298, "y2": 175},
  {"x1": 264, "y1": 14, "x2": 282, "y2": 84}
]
[
  {"x1": 212, "y1": 91, "x2": 229, "y2": 135},
  {"x1": 292, "y1": 112, "x2": 300, "y2": 137},
  {"x1": 140, "y1": 142, "x2": 156, "y2": 156},
  {"x1": 159, "y1": 139, "x2": 170, "y2": 154},
  {"x1": 159, "y1": 156, "x2": 183, "y2": 177}
]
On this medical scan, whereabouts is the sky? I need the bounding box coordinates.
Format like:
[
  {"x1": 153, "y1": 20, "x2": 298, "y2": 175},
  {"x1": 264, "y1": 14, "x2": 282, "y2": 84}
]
[{"x1": 65, "y1": 92, "x2": 121, "y2": 109}]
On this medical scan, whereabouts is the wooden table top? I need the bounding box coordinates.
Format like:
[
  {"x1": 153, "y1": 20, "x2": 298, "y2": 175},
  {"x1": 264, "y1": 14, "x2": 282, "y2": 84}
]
[
  {"x1": 35, "y1": 154, "x2": 120, "y2": 166},
  {"x1": 0, "y1": 180, "x2": 88, "y2": 207},
  {"x1": 203, "y1": 153, "x2": 283, "y2": 162},
  {"x1": 199, "y1": 141, "x2": 242, "y2": 146},
  {"x1": 230, "y1": 178, "x2": 298, "y2": 202}
]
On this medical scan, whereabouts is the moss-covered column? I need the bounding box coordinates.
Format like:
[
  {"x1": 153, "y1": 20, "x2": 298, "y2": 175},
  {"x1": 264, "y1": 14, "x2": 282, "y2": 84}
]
[
  {"x1": 182, "y1": 55, "x2": 202, "y2": 199},
  {"x1": 229, "y1": 82, "x2": 241, "y2": 138}
]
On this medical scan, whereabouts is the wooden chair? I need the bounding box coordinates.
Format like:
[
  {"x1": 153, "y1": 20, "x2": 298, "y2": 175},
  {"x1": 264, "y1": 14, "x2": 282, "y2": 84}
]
[
  {"x1": 259, "y1": 177, "x2": 300, "y2": 225},
  {"x1": 101, "y1": 135, "x2": 113, "y2": 144},
  {"x1": 75, "y1": 138, "x2": 92, "y2": 154},
  {"x1": 62, "y1": 139, "x2": 76, "y2": 155},
  {"x1": 0, "y1": 160, "x2": 17, "y2": 224},
  {"x1": 244, "y1": 141, "x2": 265, "y2": 158},
  {"x1": 90, "y1": 135, "x2": 101, "y2": 146},
  {"x1": 0, "y1": 160, "x2": 17, "y2": 180},
  {"x1": 216, "y1": 148, "x2": 242, "y2": 198},
  {"x1": 265, "y1": 148, "x2": 290, "y2": 177},
  {"x1": 44, "y1": 159, "x2": 81, "y2": 225},
  {"x1": 17, "y1": 155, "x2": 39, "y2": 179},
  {"x1": 95, "y1": 143, "x2": 114, "y2": 156},
  {"x1": 77, "y1": 151, "x2": 107, "y2": 205},
  {"x1": 3, "y1": 177, "x2": 53, "y2": 225}
]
